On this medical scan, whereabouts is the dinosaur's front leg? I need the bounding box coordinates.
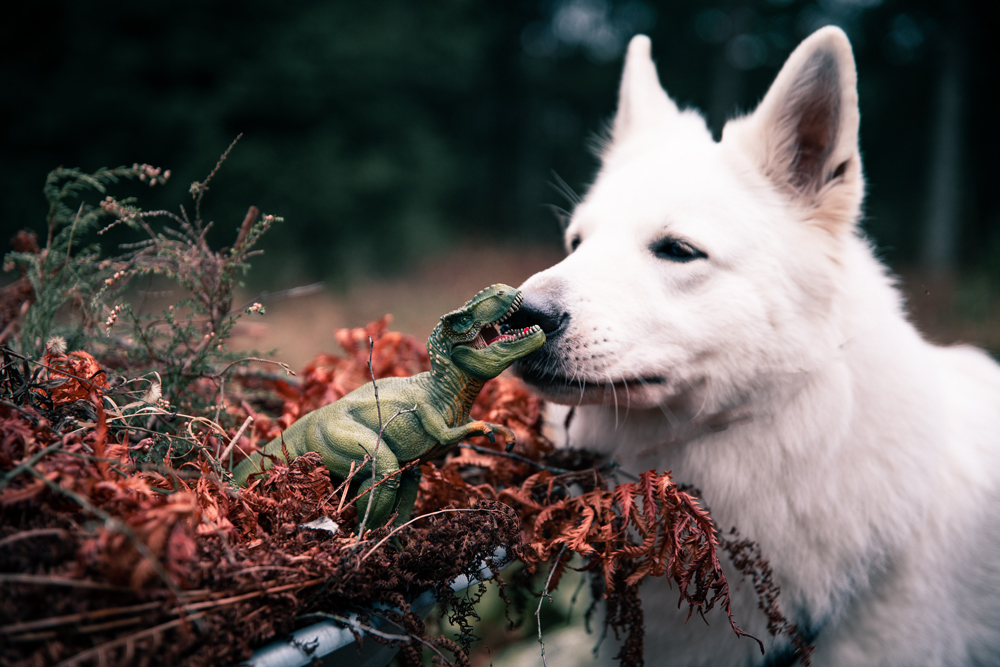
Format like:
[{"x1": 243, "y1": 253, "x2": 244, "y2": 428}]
[
  {"x1": 415, "y1": 405, "x2": 517, "y2": 452},
  {"x1": 463, "y1": 420, "x2": 517, "y2": 452}
]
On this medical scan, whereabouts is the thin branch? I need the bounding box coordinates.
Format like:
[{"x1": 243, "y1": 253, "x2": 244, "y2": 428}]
[
  {"x1": 0, "y1": 346, "x2": 107, "y2": 390},
  {"x1": 62, "y1": 203, "x2": 84, "y2": 271},
  {"x1": 193, "y1": 134, "x2": 242, "y2": 226},
  {"x1": 335, "y1": 459, "x2": 362, "y2": 514},
  {"x1": 0, "y1": 574, "x2": 131, "y2": 591},
  {"x1": 232, "y1": 205, "x2": 258, "y2": 252},
  {"x1": 0, "y1": 528, "x2": 68, "y2": 549},
  {"x1": 458, "y1": 443, "x2": 574, "y2": 474},
  {"x1": 349, "y1": 459, "x2": 420, "y2": 510},
  {"x1": 234, "y1": 282, "x2": 325, "y2": 313},
  {"x1": 360, "y1": 336, "x2": 384, "y2": 536},
  {"x1": 5, "y1": 577, "x2": 325, "y2": 645},
  {"x1": 536, "y1": 545, "x2": 568, "y2": 667},
  {"x1": 52, "y1": 612, "x2": 209, "y2": 667},
  {"x1": 210, "y1": 356, "x2": 294, "y2": 379},
  {"x1": 298, "y1": 612, "x2": 411, "y2": 643},
  {"x1": 304, "y1": 611, "x2": 458, "y2": 666},
  {"x1": 367, "y1": 610, "x2": 461, "y2": 666},
  {"x1": 0, "y1": 399, "x2": 61, "y2": 435},
  {"x1": 0, "y1": 442, "x2": 62, "y2": 490},
  {"x1": 357, "y1": 405, "x2": 418, "y2": 534},
  {"x1": 219, "y1": 415, "x2": 253, "y2": 466},
  {"x1": 357, "y1": 336, "x2": 418, "y2": 535},
  {"x1": 221, "y1": 565, "x2": 301, "y2": 579},
  {"x1": 180, "y1": 578, "x2": 324, "y2": 613},
  {"x1": 0, "y1": 601, "x2": 164, "y2": 635},
  {"x1": 75, "y1": 615, "x2": 144, "y2": 634}
]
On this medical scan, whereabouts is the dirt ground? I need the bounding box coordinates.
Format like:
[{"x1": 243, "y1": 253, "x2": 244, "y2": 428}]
[{"x1": 226, "y1": 245, "x2": 1000, "y2": 373}]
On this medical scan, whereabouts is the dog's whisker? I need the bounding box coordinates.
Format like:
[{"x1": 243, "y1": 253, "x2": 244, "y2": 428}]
[
  {"x1": 675, "y1": 373, "x2": 710, "y2": 423},
  {"x1": 600, "y1": 379, "x2": 612, "y2": 422},
  {"x1": 607, "y1": 372, "x2": 620, "y2": 430},
  {"x1": 654, "y1": 395, "x2": 680, "y2": 430},
  {"x1": 549, "y1": 170, "x2": 582, "y2": 206},
  {"x1": 690, "y1": 378, "x2": 711, "y2": 423},
  {"x1": 544, "y1": 204, "x2": 573, "y2": 232},
  {"x1": 622, "y1": 374, "x2": 631, "y2": 424},
  {"x1": 634, "y1": 375, "x2": 666, "y2": 422}
]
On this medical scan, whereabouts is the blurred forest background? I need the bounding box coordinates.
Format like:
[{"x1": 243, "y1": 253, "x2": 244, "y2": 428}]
[{"x1": 2, "y1": 0, "x2": 998, "y2": 359}]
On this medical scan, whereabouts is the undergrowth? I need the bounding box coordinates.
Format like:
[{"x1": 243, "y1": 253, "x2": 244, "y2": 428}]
[{"x1": 2, "y1": 137, "x2": 290, "y2": 466}]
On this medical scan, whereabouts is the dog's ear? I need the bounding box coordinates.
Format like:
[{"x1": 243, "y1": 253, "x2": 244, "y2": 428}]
[
  {"x1": 724, "y1": 27, "x2": 863, "y2": 231},
  {"x1": 611, "y1": 35, "x2": 680, "y2": 144}
]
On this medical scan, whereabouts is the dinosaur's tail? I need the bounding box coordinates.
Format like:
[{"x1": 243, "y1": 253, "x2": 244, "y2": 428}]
[
  {"x1": 231, "y1": 441, "x2": 290, "y2": 486},
  {"x1": 231, "y1": 452, "x2": 263, "y2": 486}
]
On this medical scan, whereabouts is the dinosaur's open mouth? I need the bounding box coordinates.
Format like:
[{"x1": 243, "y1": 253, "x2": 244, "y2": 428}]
[
  {"x1": 459, "y1": 293, "x2": 542, "y2": 350},
  {"x1": 471, "y1": 323, "x2": 541, "y2": 350}
]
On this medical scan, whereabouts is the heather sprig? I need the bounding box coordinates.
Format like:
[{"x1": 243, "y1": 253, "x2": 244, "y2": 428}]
[
  {"x1": 4, "y1": 163, "x2": 169, "y2": 357},
  {"x1": 3, "y1": 137, "x2": 286, "y2": 458}
]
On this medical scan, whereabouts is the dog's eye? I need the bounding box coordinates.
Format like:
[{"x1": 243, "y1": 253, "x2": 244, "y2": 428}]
[
  {"x1": 651, "y1": 238, "x2": 706, "y2": 262},
  {"x1": 569, "y1": 235, "x2": 581, "y2": 252}
]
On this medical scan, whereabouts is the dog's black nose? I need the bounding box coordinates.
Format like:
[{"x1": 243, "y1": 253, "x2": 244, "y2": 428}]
[{"x1": 509, "y1": 292, "x2": 568, "y2": 338}]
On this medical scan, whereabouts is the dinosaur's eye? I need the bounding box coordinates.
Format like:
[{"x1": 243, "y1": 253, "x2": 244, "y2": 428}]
[{"x1": 449, "y1": 314, "x2": 475, "y2": 334}]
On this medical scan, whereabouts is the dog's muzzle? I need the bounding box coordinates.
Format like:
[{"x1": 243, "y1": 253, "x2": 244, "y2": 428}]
[
  {"x1": 504, "y1": 292, "x2": 568, "y2": 339},
  {"x1": 506, "y1": 291, "x2": 570, "y2": 385}
]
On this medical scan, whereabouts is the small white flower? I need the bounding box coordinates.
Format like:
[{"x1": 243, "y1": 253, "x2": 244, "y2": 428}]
[
  {"x1": 45, "y1": 336, "x2": 68, "y2": 354},
  {"x1": 105, "y1": 303, "x2": 124, "y2": 333},
  {"x1": 143, "y1": 378, "x2": 162, "y2": 405}
]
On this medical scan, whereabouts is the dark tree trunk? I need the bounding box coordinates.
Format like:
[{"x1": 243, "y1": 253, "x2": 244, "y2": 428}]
[{"x1": 921, "y1": 4, "x2": 967, "y2": 276}]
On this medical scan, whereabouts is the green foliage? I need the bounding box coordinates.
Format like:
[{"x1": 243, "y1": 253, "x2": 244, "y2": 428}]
[
  {"x1": 88, "y1": 139, "x2": 283, "y2": 416},
  {"x1": 3, "y1": 139, "x2": 287, "y2": 465},
  {"x1": 5, "y1": 165, "x2": 161, "y2": 357}
]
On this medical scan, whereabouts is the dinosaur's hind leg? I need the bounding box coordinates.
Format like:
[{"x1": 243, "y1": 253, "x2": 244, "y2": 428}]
[
  {"x1": 309, "y1": 418, "x2": 402, "y2": 534},
  {"x1": 393, "y1": 466, "x2": 423, "y2": 527},
  {"x1": 353, "y1": 449, "x2": 402, "y2": 533}
]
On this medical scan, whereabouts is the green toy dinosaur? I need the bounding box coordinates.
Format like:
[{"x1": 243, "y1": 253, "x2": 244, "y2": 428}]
[{"x1": 232, "y1": 284, "x2": 545, "y2": 533}]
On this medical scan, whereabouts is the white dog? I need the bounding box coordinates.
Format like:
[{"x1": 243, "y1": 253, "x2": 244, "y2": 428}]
[{"x1": 510, "y1": 27, "x2": 1000, "y2": 666}]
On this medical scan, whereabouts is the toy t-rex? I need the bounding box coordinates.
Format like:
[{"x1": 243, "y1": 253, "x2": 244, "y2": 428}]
[{"x1": 232, "y1": 284, "x2": 545, "y2": 532}]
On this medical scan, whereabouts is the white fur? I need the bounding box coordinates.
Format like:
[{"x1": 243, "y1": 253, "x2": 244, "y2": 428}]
[{"x1": 517, "y1": 28, "x2": 1000, "y2": 666}]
